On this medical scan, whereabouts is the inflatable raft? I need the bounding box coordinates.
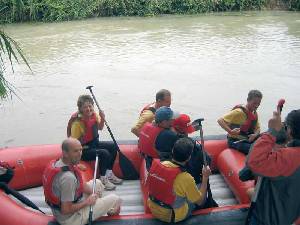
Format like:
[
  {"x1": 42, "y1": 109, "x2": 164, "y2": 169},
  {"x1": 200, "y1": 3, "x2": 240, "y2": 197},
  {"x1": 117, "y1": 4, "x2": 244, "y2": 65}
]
[{"x1": 0, "y1": 136, "x2": 254, "y2": 225}]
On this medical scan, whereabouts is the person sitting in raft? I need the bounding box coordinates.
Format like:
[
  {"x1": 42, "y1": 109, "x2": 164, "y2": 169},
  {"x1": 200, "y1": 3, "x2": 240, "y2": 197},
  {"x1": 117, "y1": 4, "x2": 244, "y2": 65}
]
[
  {"x1": 217, "y1": 89, "x2": 263, "y2": 154},
  {"x1": 147, "y1": 137, "x2": 212, "y2": 223},
  {"x1": 246, "y1": 109, "x2": 300, "y2": 225},
  {"x1": 43, "y1": 138, "x2": 122, "y2": 225},
  {"x1": 139, "y1": 109, "x2": 217, "y2": 208},
  {"x1": 138, "y1": 106, "x2": 178, "y2": 169},
  {"x1": 131, "y1": 89, "x2": 171, "y2": 137},
  {"x1": 172, "y1": 114, "x2": 218, "y2": 208},
  {"x1": 67, "y1": 94, "x2": 122, "y2": 190}
]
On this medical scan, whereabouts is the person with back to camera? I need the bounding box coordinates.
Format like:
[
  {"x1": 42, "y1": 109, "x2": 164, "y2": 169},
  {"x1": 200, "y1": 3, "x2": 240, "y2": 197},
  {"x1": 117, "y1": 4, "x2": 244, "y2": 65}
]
[
  {"x1": 67, "y1": 94, "x2": 122, "y2": 191},
  {"x1": 147, "y1": 137, "x2": 212, "y2": 223},
  {"x1": 139, "y1": 108, "x2": 217, "y2": 209}
]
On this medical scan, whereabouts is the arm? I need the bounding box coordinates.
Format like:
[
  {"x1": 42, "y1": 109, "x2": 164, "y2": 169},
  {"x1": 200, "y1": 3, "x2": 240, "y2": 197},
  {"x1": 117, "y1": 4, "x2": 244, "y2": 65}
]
[
  {"x1": 195, "y1": 166, "x2": 211, "y2": 205},
  {"x1": 247, "y1": 132, "x2": 300, "y2": 177},
  {"x1": 248, "y1": 120, "x2": 261, "y2": 142},
  {"x1": 217, "y1": 117, "x2": 240, "y2": 136},
  {"x1": 58, "y1": 174, "x2": 97, "y2": 215},
  {"x1": 97, "y1": 111, "x2": 105, "y2": 131},
  {"x1": 247, "y1": 111, "x2": 300, "y2": 177},
  {"x1": 70, "y1": 121, "x2": 83, "y2": 140},
  {"x1": 131, "y1": 111, "x2": 155, "y2": 137},
  {"x1": 60, "y1": 194, "x2": 97, "y2": 215}
]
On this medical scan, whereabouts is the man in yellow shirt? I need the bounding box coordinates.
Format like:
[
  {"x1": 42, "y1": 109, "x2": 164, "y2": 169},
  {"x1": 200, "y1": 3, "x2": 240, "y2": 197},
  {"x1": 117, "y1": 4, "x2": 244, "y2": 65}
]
[
  {"x1": 131, "y1": 89, "x2": 171, "y2": 137},
  {"x1": 147, "y1": 138, "x2": 212, "y2": 223},
  {"x1": 217, "y1": 90, "x2": 262, "y2": 154}
]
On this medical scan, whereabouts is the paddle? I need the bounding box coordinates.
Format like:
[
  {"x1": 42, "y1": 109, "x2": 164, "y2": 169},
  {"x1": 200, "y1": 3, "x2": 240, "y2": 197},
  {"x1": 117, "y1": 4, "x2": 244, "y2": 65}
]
[
  {"x1": 0, "y1": 182, "x2": 45, "y2": 214},
  {"x1": 88, "y1": 150, "x2": 99, "y2": 225},
  {"x1": 86, "y1": 86, "x2": 139, "y2": 180},
  {"x1": 245, "y1": 98, "x2": 285, "y2": 225}
]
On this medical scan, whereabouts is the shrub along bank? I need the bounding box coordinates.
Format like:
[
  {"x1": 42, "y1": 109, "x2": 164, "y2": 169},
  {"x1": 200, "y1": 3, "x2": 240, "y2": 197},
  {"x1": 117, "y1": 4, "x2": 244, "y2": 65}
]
[{"x1": 0, "y1": 0, "x2": 299, "y2": 23}]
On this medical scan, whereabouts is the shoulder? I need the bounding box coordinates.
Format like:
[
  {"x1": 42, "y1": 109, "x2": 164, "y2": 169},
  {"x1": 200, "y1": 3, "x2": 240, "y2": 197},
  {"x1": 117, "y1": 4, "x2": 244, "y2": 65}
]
[
  {"x1": 157, "y1": 130, "x2": 178, "y2": 143},
  {"x1": 223, "y1": 108, "x2": 246, "y2": 122},
  {"x1": 159, "y1": 129, "x2": 177, "y2": 137},
  {"x1": 175, "y1": 171, "x2": 195, "y2": 186}
]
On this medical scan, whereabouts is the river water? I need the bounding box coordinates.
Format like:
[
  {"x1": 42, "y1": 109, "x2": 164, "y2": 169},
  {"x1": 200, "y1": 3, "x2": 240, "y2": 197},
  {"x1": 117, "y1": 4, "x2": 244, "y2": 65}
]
[{"x1": 1, "y1": 11, "x2": 300, "y2": 148}]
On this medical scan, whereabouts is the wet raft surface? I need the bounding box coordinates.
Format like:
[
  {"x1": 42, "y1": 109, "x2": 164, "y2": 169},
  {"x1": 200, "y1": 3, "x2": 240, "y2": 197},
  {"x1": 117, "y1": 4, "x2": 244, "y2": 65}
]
[{"x1": 16, "y1": 174, "x2": 237, "y2": 216}]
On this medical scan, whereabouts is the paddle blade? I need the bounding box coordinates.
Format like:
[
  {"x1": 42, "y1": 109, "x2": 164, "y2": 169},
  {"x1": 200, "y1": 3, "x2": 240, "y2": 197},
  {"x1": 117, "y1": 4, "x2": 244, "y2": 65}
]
[
  {"x1": 277, "y1": 99, "x2": 285, "y2": 113},
  {"x1": 118, "y1": 152, "x2": 139, "y2": 180}
]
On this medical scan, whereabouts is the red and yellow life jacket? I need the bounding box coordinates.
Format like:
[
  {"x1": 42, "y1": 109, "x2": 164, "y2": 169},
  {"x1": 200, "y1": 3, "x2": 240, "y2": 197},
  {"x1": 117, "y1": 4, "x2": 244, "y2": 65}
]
[
  {"x1": 231, "y1": 105, "x2": 258, "y2": 136},
  {"x1": 140, "y1": 102, "x2": 156, "y2": 115},
  {"x1": 138, "y1": 122, "x2": 162, "y2": 158},
  {"x1": 148, "y1": 159, "x2": 182, "y2": 206},
  {"x1": 66, "y1": 112, "x2": 99, "y2": 144},
  {"x1": 42, "y1": 160, "x2": 84, "y2": 209}
]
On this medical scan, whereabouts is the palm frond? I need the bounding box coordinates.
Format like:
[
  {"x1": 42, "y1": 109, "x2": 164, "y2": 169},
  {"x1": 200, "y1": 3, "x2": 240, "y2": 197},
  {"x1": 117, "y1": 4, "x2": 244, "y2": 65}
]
[{"x1": 0, "y1": 29, "x2": 31, "y2": 99}]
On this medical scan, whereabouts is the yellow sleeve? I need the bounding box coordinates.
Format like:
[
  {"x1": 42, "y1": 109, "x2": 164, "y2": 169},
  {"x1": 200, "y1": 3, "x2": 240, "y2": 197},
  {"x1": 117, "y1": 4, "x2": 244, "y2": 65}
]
[
  {"x1": 70, "y1": 120, "x2": 84, "y2": 140},
  {"x1": 132, "y1": 110, "x2": 155, "y2": 131},
  {"x1": 173, "y1": 172, "x2": 202, "y2": 203},
  {"x1": 222, "y1": 108, "x2": 247, "y2": 125}
]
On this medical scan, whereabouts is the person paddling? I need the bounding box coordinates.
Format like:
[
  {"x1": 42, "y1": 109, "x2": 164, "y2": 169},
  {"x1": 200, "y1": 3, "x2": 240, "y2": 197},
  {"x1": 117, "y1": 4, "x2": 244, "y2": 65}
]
[{"x1": 67, "y1": 94, "x2": 122, "y2": 190}]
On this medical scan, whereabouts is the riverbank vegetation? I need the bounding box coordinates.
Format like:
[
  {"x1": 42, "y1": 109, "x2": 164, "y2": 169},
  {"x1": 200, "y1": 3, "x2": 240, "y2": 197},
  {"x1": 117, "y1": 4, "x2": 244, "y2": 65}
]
[
  {"x1": 0, "y1": 0, "x2": 299, "y2": 23},
  {"x1": 0, "y1": 29, "x2": 30, "y2": 98}
]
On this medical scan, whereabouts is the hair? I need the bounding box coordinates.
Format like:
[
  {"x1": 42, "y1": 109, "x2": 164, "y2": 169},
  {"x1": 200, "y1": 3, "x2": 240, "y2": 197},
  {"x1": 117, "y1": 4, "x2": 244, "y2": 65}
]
[
  {"x1": 285, "y1": 109, "x2": 300, "y2": 139},
  {"x1": 77, "y1": 94, "x2": 94, "y2": 112},
  {"x1": 156, "y1": 89, "x2": 171, "y2": 102},
  {"x1": 247, "y1": 90, "x2": 263, "y2": 101},
  {"x1": 61, "y1": 139, "x2": 70, "y2": 152},
  {"x1": 172, "y1": 138, "x2": 194, "y2": 162}
]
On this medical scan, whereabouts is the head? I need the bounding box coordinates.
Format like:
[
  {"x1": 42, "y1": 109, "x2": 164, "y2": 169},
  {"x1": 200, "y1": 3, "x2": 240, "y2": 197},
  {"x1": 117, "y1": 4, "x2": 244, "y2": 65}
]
[
  {"x1": 155, "y1": 106, "x2": 177, "y2": 128},
  {"x1": 156, "y1": 89, "x2": 171, "y2": 108},
  {"x1": 77, "y1": 94, "x2": 95, "y2": 117},
  {"x1": 172, "y1": 138, "x2": 194, "y2": 164},
  {"x1": 246, "y1": 90, "x2": 263, "y2": 112},
  {"x1": 61, "y1": 138, "x2": 83, "y2": 165},
  {"x1": 173, "y1": 114, "x2": 195, "y2": 135},
  {"x1": 285, "y1": 109, "x2": 300, "y2": 140}
]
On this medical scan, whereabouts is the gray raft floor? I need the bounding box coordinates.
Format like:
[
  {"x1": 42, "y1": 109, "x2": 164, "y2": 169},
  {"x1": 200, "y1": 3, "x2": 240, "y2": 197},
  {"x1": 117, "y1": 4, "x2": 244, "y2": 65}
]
[{"x1": 12, "y1": 173, "x2": 237, "y2": 216}]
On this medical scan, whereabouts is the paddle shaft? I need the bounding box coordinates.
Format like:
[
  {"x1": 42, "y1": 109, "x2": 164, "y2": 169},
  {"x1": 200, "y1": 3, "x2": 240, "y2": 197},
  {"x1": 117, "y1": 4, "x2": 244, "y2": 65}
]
[
  {"x1": 87, "y1": 87, "x2": 121, "y2": 152},
  {"x1": 88, "y1": 152, "x2": 99, "y2": 225},
  {"x1": 195, "y1": 119, "x2": 207, "y2": 167}
]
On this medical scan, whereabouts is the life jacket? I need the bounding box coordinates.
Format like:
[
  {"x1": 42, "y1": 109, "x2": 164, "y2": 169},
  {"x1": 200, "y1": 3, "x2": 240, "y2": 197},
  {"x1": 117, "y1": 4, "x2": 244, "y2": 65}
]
[
  {"x1": 140, "y1": 102, "x2": 156, "y2": 115},
  {"x1": 230, "y1": 105, "x2": 258, "y2": 135},
  {"x1": 148, "y1": 159, "x2": 182, "y2": 206},
  {"x1": 138, "y1": 122, "x2": 163, "y2": 158},
  {"x1": 66, "y1": 112, "x2": 99, "y2": 145},
  {"x1": 42, "y1": 160, "x2": 84, "y2": 209}
]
